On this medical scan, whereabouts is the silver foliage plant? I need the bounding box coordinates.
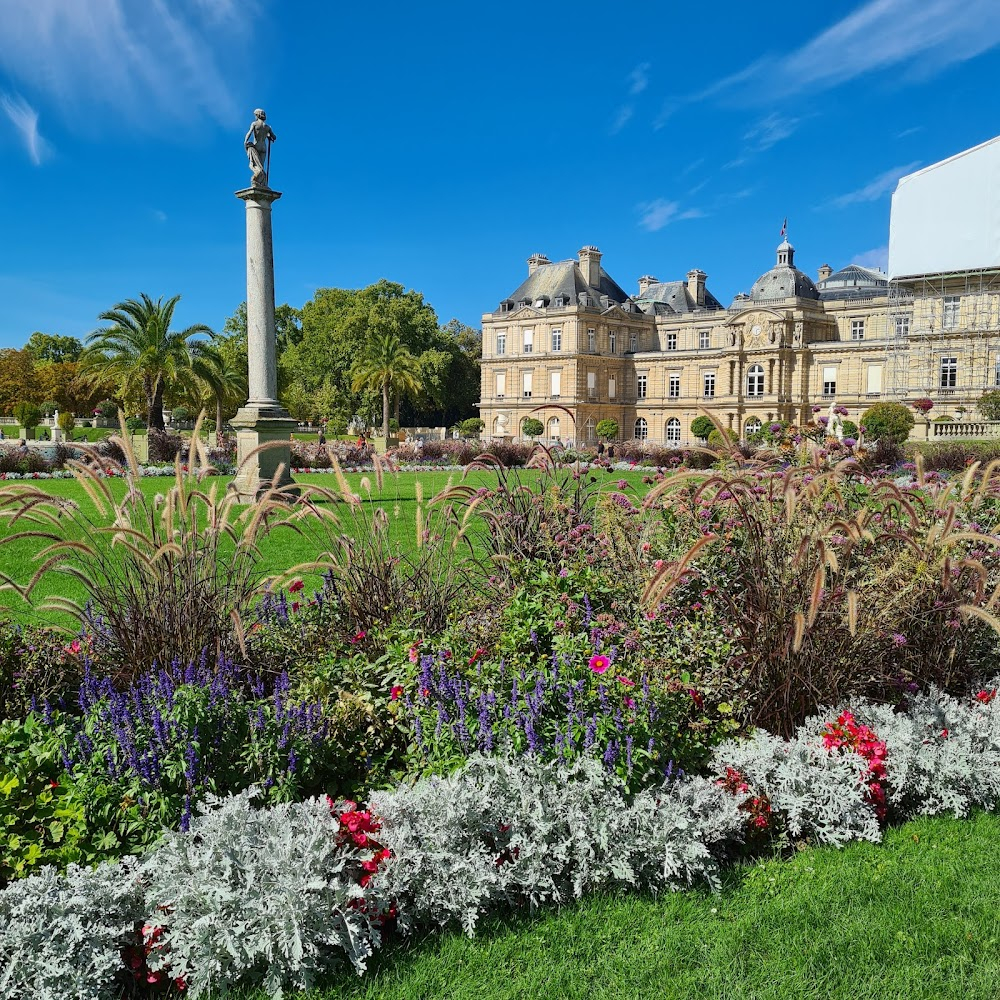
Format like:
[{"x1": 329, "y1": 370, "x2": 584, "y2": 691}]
[
  {"x1": 854, "y1": 678, "x2": 1000, "y2": 818},
  {"x1": 369, "y1": 754, "x2": 743, "y2": 936},
  {"x1": 711, "y1": 727, "x2": 883, "y2": 847},
  {"x1": 139, "y1": 790, "x2": 394, "y2": 999},
  {"x1": 0, "y1": 858, "x2": 144, "y2": 1000}
]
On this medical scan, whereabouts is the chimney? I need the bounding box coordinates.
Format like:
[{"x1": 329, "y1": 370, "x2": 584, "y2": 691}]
[
  {"x1": 527, "y1": 253, "x2": 550, "y2": 276},
  {"x1": 818, "y1": 263, "x2": 833, "y2": 282},
  {"x1": 578, "y1": 245, "x2": 602, "y2": 287},
  {"x1": 686, "y1": 269, "x2": 707, "y2": 307},
  {"x1": 638, "y1": 275, "x2": 657, "y2": 296}
]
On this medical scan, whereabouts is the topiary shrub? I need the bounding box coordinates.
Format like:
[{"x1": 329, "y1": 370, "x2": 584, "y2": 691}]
[
  {"x1": 520, "y1": 417, "x2": 543, "y2": 439},
  {"x1": 12, "y1": 402, "x2": 41, "y2": 431},
  {"x1": 595, "y1": 418, "x2": 619, "y2": 441},
  {"x1": 706, "y1": 427, "x2": 738, "y2": 448},
  {"x1": 860, "y1": 401, "x2": 914, "y2": 444},
  {"x1": 57, "y1": 411, "x2": 75, "y2": 434},
  {"x1": 690, "y1": 415, "x2": 715, "y2": 440}
]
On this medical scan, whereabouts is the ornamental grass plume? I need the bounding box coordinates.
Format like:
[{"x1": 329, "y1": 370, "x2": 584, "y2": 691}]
[{"x1": 0, "y1": 414, "x2": 304, "y2": 674}]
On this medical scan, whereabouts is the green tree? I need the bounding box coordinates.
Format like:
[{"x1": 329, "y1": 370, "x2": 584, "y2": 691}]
[
  {"x1": 691, "y1": 415, "x2": 715, "y2": 440},
  {"x1": 860, "y1": 401, "x2": 915, "y2": 444},
  {"x1": 978, "y1": 390, "x2": 1000, "y2": 421},
  {"x1": 522, "y1": 417, "x2": 544, "y2": 439},
  {"x1": 13, "y1": 401, "x2": 41, "y2": 430},
  {"x1": 0, "y1": 349, "x2": 38, "y2": 415},
  {"x1": 350, "y1": 328, "x2": 423, "y2": 444},
  {"x1": 595, "y1": 418, "x2": 619, "y2": 441},
  {"x1": 24, "y1": 332, "x2": 83, "y2": 363},
  {"x1": 459, "y1": 417, "x2": 485, "y2": 436},
  {"x1": 81, "y1": 294, "x2": 216, "y2": 430}
]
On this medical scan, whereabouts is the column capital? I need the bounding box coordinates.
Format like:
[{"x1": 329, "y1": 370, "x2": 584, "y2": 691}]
[{"x1": 235, "y1": 186, "x2": 283, "y2": 204}]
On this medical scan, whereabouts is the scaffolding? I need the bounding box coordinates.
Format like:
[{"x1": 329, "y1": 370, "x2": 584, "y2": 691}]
[{"x1": 885, "y1": 268, "x2": 1000, "y2": 403}]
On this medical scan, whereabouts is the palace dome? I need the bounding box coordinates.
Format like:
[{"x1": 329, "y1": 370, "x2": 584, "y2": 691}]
[{"x1": 750, "y1": 239, "x2": 820, "y2": 302}]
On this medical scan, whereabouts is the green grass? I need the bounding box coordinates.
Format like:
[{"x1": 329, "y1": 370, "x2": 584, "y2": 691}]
[
  {"x1": 0, "y1": 467, "x2": 650, "y2": 629},
  {"x1": 236, "y1": 812, "x2": 1000, "y2": 1000}
]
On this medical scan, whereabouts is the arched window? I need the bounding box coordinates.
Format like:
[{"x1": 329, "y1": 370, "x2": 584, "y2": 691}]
[
  {"x1": 492, "y1": 415, "x2": 509, "y2": 437},
  {"x1": 547, "y1": 416, "x2": 560, "y2": 440},
  {"x1": 747, "y1": 364, "x2": 764, "y2": 397},
  {"x1": 665, "y1": 417, "x2": 681, "y2": 444},
  {"x1": 584, "y1": 417, "x2": 596, "y2": 442},
  {"x1": 634, "y1": 417, "x2": 648, "y2": 441},
  {"x1": 744, "y1": 416, "x2": 762, "y2": 438}
]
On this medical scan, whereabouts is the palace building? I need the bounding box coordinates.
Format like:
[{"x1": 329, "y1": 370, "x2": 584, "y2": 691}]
[{"x1": 479, "y1": 136, "x2": 1000, "y2": 446}]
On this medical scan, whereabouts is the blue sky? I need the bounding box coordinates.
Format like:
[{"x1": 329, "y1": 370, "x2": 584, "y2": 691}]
[{"x1": 2, "y1": 0, "x2": 1000, "y2": 347}]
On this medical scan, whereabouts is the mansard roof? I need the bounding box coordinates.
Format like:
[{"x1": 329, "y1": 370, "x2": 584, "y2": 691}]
[
  {"x1": 501, "y1": 260, "x2": 632, "y2": 310},
  {"x1": 634, "y1": 280, "x2": 723, "y2": 314},
  {"x1": 817, "y1": 264, "x2": 889, "y2": 301}
]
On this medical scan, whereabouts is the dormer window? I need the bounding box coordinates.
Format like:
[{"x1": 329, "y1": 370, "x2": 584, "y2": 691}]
[{"x1": 554, "y1": 295, "x2": 568, "y2": 308}]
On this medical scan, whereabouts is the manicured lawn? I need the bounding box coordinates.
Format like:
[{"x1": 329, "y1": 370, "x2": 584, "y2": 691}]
[
  {"x1": 0, "y1": 466, "x2": 650, "y2": 628},
  {"x1": 246, "y1": 812, "x2": 1000, "y2": 1000}
]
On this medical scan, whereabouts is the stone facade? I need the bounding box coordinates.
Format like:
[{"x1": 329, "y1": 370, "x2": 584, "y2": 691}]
[{"x1": 479, "y1": 243, "x2": 1000, "y2": 445}]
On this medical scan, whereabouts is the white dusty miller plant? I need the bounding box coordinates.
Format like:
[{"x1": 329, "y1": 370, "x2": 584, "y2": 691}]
[
  {"x1": 369, "y1": 754, "x2": 743, "y2": 936},
  {"x1": 140, "y1": 790, "x2": 393, "y2": 999},
  {"x1": 0, "y1": 857, "x2": 144, "y2": 1000}
]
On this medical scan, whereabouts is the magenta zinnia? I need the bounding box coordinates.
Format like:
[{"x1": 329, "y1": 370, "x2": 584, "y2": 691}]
[{"x1": 588, "y1": 653, "x2": 610, "y2": 675}]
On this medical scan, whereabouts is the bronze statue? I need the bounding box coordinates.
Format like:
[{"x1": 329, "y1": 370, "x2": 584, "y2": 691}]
[{"x1": 244, "y1": 108, "x2": 276, "y2": 187}]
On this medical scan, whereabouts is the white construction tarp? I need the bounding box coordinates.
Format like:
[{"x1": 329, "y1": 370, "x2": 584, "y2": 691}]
[{"x1": 889, "y1": 135, "x2": 1000, "y2": 279}]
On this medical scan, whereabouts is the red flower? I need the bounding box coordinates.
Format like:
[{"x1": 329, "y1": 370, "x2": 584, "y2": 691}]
[
  {"x1": 288, "y1": 579, "x2": 304, "y2": 593},
  {"x1": 688, "y1": 689, "x2": 704, "y2": 710},
  {"x1": 351, "y1": 630, "x2": 366, "y2": 644},
  {"x1": 975, "y1": 689, "x2": 997, "y2": 705},
  {"x1": 390, "y1": 685, "x2": 404, "y2": 701}
]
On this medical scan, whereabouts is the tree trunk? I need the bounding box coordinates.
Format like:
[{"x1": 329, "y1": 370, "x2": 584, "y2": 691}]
[
  {"x1": 149, "y1": 379, "x2": 165, "y2": 430},
  {"x1": 216, "y1": 396, "x2": 224, "y2": 447},
  {"x1": 382, "y1": 378, "x2": 390, "y2": 445}
]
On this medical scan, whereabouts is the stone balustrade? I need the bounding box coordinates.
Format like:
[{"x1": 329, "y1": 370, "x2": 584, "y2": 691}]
[{"x1": 929, "y1": 419, "x2": 1000, "y2": 439}]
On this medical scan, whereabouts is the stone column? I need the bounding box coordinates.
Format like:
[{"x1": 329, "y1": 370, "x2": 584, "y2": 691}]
[{"x1": 229, "y1": 186, "x2": 297, "y2": 500}]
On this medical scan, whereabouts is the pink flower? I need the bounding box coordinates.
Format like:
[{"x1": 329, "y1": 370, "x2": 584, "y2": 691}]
[
  {"x1": 588, "y1": 653, "x2": 610, "y2": 675},
  {"x1": 408, "y1": 645, "x2": 420, "y2": 663},
  {"x1": 616, "y1": 675, "x2": 635, "y2": 687},
  {"x1": 351, "y1": 630, "x2": 366, "y2": 644},
  {"x1": 390, "y1": 685, "x2": 404, "y2": 701}
]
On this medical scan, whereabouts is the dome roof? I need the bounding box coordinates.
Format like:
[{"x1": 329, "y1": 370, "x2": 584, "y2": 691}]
[{"x1": 750, "y1": 239, "x2": 820, "y2": 302}]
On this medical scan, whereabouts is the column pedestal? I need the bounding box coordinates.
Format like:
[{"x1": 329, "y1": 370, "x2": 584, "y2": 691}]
[{"x1": 230, "y1": 185, "x2": 297, "y2": 501}]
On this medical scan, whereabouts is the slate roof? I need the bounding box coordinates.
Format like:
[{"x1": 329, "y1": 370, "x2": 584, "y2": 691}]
[
  {"x1": 750, "y1": 264, "x2": 820, "y2": 301},
  {"x1": 500, "y1": 260, "x2": 632, "y2": 310},
  {"x1": 817, "y1": 264, "x2": 889, "y2": 301},
  {"x1": 634, "y1": 280, "x2": 723, "y2": 314}
]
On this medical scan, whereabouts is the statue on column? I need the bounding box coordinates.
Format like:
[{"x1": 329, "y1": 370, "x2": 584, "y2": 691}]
[{"x1": 244, "y1": 109, "x2": 276, "y2": 188}]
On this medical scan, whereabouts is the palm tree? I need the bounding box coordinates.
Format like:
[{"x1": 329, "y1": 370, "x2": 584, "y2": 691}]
[
  {"x1": 350, "y1": 326, "x2": 422, "y2": 445},
  {"x1": 80, "y1": 294, "x2": 215, "y2": 430},
  {"x1": 180, "y1": 342, "x2": 247, "y2": 443}
]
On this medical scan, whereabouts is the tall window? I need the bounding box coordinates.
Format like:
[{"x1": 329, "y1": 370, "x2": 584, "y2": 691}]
[
  {"x1": 866, "y1": 365, "x2": 882, "y2": 396},
  {"x1": 547, "y1": 416, "x2": 560, "y2": 440},
  {"x1": 703, "y1": 372, "x2": 716, "y2": 398},
  {"x1": 496, "y1": 331, "x2": 506, "y2": 355},
  {"x1": 551, "y1": 328, "x2": 562, "y2": 352},
  {"x1": 637, "y1": 374, "x2": 648, "y2": 399},
  {"x1": 608, "y1": 376, "x2": 617, "y2": 399},
  {"x1": 522, "y1": 372, "x2": 533, "y2": 398},
  {"x1": 665, "y1": 417, "x2": 681, "y2": 444},
  {"x1": 940, "y1": 356, "x2": 958, "y2": 388},
  {"x1": 699, "y1": 330, "x2": 710, "y2": 350},
  {"x1": 894, "y1": 315, "x2": 910, "y2": 338},
  {"x1": 995, "y1": 356, "x2": 1000, "y2": 387},
  {"x1": 629, "y1": 331, "x2": 638, "y2": 352},
  {"x1": 851, "y1": 319, "x2": 865, "y2": 341},
  {"x1": 550, "y1": 371, "x2": 561, "y2": 398},
  {"x1": 668, "y1": 374, "x2": 680, "y2": 398},
  {"x1": 943, "y1": 296, "x2": 961, "y2": 330},
  {"x1": 609, "y1": 330, "x2": 617, "y2": 354},
  {"x1": 587, "y1": 371, "x2": 597, "y2": 398},
  {"x1": 587, "y1": 328, "x2": 596, "y2": 352},
  {"x1": 746, "y1": 364, "x2": 764, "y2": 397},
  {"x1": 634, "y1": 417, "x2": 648, "y2": 441},
  {"x1": 822, "y1": 366, "x2": 837, "y2": 396},
  {"x1": 745, "y1": 417, "x2": 762, "y2": 438},
  {"x1": 523, "y1": 329, "x2": 534, "y2": 353},
  {"x1": 584, "y1": 417, "x2": 596, "y2": 442},
  {"x1": 666, "y1": 332, "x2": 677, "y2": 351},
  {"x1": 495, "y1": 372, "x2": 506, "y2": 398}
]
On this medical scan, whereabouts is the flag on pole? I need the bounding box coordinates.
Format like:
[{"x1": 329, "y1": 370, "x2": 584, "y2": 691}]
[{"x1": 779, "y1": 218, "x2": 788, "y2": 239}]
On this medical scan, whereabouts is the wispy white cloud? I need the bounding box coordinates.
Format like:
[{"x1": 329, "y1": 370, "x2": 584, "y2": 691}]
[
  {"x1": 662, "y1": 0, "x2": 1000, "y2": 116},
  {"x1": 851, "y1": 246, "x2": 889, "y2": 271},
  {"x1": 830, "y1": 162, "x2": 920, "y2": 208},
  {"x1": 744, "y1": 112, "x2": 799, "y2": 151},
  {"x1": 628, "y1": 63, "x2": 651, "y2": 96},
  {"x1": 0, "y1": 0, "x2": 258, "y2": 129},
  {"x1": 152, "y1": 209, "x2": 168, "y2": 223},
  {"x1": 610, "y1": 105, "x2": 634, "y2": 135},
  {"x1": 636, "y1": 198, "x2": 703, "y2": 232},
  {"x1": 0, "y1": 91, "x2": 52, "y2": 164},
  {"x1": 896, "y1": 125, "x2": 924, "y2": 139}
]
